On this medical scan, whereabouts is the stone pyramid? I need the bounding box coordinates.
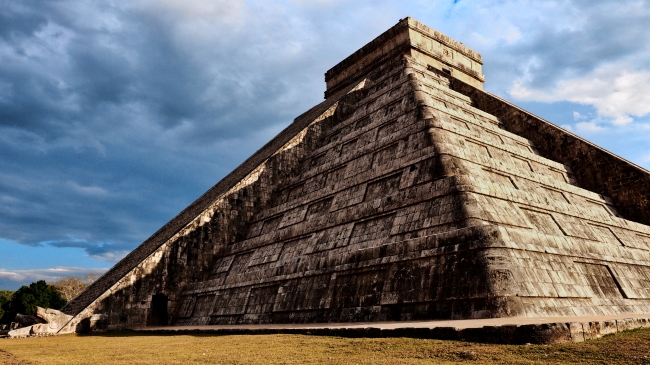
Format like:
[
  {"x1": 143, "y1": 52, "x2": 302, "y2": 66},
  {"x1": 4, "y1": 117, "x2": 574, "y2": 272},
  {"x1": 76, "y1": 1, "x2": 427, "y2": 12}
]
[{"x1": 61, "y1": 18, "x2": 650, "y2": 331}]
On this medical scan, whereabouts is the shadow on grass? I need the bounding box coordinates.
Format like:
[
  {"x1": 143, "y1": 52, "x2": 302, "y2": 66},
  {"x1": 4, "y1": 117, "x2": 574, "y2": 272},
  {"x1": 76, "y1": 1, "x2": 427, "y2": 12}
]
[
  {"x1": 84, "y1": 326, "x2": 650, "y2": 343},
  {"x1": 83, "y1": 329, "x2": 235, "y2": 338}
]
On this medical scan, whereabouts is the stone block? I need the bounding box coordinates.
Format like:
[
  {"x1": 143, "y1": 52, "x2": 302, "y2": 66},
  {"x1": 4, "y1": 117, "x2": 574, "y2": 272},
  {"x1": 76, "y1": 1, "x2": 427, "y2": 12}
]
[
  {"x1": 31, "y1": 323, "x2": 56, "y2": 335},
  {"x1": 8, "y1": 326, "x2": 33, "y2": 338},
  {"x1": 429, "y1": 326, "x2": 459, "y2": 340},
  {"x1": 616, "y1": 318, "x2": 635, "y2": 332},
  {"x1": 15, "y1": 313, "x2": 45, "y2": 327},
  {"x1": 600, "y1": 320, "x2": 618, "y2": 336},
  {"x1": 568, "y1": 322, "x2": 585, "y2": 342},
  {"x1": 514, "y1": 323, "x2": 572, "y2": 344}
]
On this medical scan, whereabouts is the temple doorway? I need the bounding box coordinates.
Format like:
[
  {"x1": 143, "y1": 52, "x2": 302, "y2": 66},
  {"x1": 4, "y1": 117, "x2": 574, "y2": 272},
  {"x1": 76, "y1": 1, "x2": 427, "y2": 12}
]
[{"x1": 150, "y1": 293, "x2": 168, "y2": 326}]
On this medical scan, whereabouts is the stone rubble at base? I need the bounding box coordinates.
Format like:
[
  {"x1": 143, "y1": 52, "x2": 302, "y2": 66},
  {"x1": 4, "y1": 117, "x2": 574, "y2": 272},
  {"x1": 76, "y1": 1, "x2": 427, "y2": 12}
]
[{"x1": 1, "y1": 307, "x2": 74, "y2": 338}]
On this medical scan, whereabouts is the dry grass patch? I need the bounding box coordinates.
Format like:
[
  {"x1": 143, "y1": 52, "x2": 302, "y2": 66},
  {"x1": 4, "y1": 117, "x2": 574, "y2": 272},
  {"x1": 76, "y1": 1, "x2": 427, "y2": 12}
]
[{"x1": 1, "y1": 328, "x2": 650, "y2": 364}]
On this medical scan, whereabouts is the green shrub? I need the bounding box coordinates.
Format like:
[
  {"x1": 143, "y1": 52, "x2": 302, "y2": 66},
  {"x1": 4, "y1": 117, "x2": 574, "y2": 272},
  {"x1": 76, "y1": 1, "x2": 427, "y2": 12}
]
[
  {"x1": 0, "y1": 281, "x2": 66, "y2": 323},
  {"x1": 0, "y1": 290, "x2": 13, "y2": 321}
]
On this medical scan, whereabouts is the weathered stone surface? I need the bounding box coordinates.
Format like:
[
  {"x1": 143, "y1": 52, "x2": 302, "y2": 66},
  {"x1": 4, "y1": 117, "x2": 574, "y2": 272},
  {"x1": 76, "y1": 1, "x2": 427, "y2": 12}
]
[
  {"x1": 325, "y1": 17, "x2": 484, "y2": 97},
  {"x1": 15, "y1": 314, "x2": 45, "y2": 327},
  {"x1": 36, "y1": 307, "x2": 72, "y2": 329},
  {"x1": 60, "y1": 17, "x2": 650, "y2": 333},
  {"x1": 616, "y1": 318, "x2": 635, "y2": 332},
  {"x1": 30, "y1": 323, "x2": 52, "y2": 335},
  {"x1": 32, "y1": 307, "x2": 74, "y2": 334},
  {"x1": 568, "y1": 322, "x2": 585, "y2": 342},
  {"x1": 5, "y1": 307, "x2": 74, "y2": 337},
  {"x1": 7, "y1": 326, "x2": 32, "y2": 338},
  {"x1": 76, "y1": 314, "x2": 109, "y2": 334}
]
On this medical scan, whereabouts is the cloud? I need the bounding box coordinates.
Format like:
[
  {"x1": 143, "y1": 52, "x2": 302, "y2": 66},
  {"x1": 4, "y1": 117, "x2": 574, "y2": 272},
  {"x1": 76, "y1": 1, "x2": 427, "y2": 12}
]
[
  {"x1": 457, "y1": 0, "x2": 650, "y2": 127},
  {"x1": 0, "y1": 0, "x2": 403, "y2": 262},
  {"x1": 42, "y1": 236, "x2": 130, "y2": 262},
  {"x1": 0, "y1": 267, "x2": 108, "y2": 290},
  {"x1": 575, "y1": 121, "x2": 605, "y2": 132},
  {"x1": 0, "y1": 267, "x2": 107, "y2": 283},
  {"x1": 573, "y1": 111, "x2": 586, "y2": 120},
  {"x1": 510, "y1": 66, "x2": 650, "y2": 125},
  {"x1": 67, "y1": 181, "x2": 110, "y2": 198},
  {"x1": 454, "y1": 0, "x2": 650, "y2": 103}
]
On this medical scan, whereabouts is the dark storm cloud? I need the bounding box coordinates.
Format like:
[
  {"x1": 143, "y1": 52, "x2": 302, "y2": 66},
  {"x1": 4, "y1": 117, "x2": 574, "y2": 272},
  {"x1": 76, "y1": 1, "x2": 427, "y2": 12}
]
[
  {"x1": 0, "y1": 1, "x2": 48, "y2": 40},
  {"x1": 0, "y1": 0, "x2": 398, "y2": 261}
]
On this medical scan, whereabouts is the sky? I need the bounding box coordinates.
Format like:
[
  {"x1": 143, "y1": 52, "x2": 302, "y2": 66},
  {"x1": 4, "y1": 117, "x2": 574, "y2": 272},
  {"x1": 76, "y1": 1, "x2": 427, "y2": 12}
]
[{"x1": 1, "y1": 0, "x2": 650, "y2": 290}]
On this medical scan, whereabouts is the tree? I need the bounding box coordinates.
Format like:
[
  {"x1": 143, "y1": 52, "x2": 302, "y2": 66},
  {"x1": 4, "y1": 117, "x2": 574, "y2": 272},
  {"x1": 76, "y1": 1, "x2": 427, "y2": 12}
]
[
  {"x1": 51, "y1": 277, "x2": 87, "y2": 302},
  {"x1": 0, "y1": 290, "x2": 13, "y2": 321},
  {"x1": 84, "y1": 273, "x2": 101, "y2": 283},
  {"x1": 51, "y1": 273, "x2": 101, "y2": 302},
  {"x1": 0, "y1": 281, "x2": 66, "y2": 323}
]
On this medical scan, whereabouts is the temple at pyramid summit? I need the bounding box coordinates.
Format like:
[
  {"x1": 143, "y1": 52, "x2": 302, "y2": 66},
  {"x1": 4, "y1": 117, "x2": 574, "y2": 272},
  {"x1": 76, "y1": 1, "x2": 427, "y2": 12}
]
[{"x1": 60, "y1": 17, "x2": 650, "y2": 331}]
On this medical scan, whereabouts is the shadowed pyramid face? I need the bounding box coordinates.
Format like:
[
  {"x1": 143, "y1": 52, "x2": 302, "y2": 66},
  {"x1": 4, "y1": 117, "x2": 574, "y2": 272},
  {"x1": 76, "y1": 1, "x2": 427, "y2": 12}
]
[{"x1": 61, "y1": 18, "x2": 650, "y2": 331}]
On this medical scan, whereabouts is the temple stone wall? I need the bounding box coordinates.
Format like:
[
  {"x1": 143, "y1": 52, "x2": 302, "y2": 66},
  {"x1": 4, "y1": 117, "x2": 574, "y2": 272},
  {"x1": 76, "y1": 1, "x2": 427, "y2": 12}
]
[
  {"x1": 450, "y1": 80, "x2": 650, "y2": 227},
  {"x1": 171, "y1": 57, "x2": 504, "y2": 325},
  {"x1": 419, "y1": 67, "x2": 650, "y2": 316}
]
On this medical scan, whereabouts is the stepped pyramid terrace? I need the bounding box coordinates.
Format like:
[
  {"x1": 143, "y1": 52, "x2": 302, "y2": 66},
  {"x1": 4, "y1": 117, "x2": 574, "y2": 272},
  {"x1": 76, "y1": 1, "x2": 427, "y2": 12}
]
[{"x1": 54, "y1": 17, "x2": 650, "y2": 334}]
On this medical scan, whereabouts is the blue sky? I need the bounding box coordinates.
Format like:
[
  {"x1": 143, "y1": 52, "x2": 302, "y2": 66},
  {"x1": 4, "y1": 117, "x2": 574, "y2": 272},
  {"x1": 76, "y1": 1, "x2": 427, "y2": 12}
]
[{"x1": 1, "y1": 0, "x2": 649, "y2": 290}]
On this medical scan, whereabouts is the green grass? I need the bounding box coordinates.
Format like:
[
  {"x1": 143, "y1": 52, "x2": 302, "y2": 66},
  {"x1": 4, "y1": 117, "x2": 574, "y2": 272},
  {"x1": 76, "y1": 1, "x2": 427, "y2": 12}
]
[{"x1": 1, "y1": 328, "x2": 650, "y2": 364}]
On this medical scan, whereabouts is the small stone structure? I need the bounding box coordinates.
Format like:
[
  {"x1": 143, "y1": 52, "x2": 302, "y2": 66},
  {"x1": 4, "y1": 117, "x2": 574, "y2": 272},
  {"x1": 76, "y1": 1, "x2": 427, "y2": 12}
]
[
  {"x1": 0, "y1": 307, "x2": 73, "y2": 338},
  {"x1": 59, "y1": 18, "x2": 650, "y2": 336}
]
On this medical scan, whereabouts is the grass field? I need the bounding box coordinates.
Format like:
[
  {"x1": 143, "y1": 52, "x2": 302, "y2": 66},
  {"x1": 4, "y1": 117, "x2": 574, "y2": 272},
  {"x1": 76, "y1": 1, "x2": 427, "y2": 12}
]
[{"x1": 1, "y1": 328, "x2": 650, "y2": 364}]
